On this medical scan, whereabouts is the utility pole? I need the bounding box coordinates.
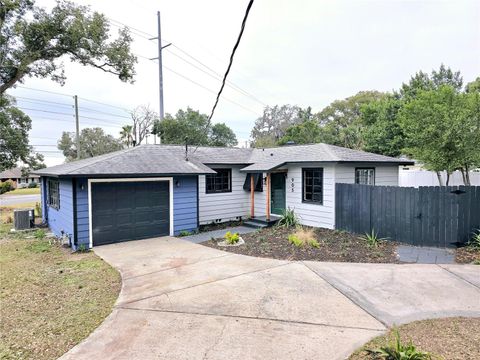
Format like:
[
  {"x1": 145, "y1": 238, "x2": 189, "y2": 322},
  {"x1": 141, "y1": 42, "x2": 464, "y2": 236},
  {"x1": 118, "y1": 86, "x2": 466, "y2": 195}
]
[
  {"x1": 150, "y1": 11, "x2": 171, "y2": 144},
  {"x1": 74, "y1": 95, "x2": 80, "y2": 159}
]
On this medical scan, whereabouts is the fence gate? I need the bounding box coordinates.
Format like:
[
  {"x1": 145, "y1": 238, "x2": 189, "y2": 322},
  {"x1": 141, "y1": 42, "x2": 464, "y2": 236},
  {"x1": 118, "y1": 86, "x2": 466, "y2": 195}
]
[{"x1": 335, "y1": 184, "x2": 480, "y2": 248}]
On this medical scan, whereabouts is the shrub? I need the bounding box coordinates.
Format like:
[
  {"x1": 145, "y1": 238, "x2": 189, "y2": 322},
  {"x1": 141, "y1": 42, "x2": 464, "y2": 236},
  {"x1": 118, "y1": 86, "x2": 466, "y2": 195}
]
[
  {"x1": 368, "y1": 329, "x2": 432, "y2": 360},
  {"x1": 77, "y1": 244, "x2": 88, "y2": 252},
  {"x1": 34, "y1": 229, "x2": 46, "y2": 240},
  {"x1": 360, "y1": 228, "x2": 386, "y2": 248},
  {"x1": 178, "y1": 230, "x2": 192, "y2": 237},
  {"x1": 278, "y1": 208, "x2": 300, "y2": 228},
  {"x1": 28, "y1": 182, "x2": 38, "y2": 188},
  {"x1": 0, "y1": 181, "x2": 13, "y2": 194},
  {"x1": 468, "y1": 229, "x2": 480, "y2": 250},
  {"x1": 224, "y1": 231, "x2": 240, "y2": 245}
]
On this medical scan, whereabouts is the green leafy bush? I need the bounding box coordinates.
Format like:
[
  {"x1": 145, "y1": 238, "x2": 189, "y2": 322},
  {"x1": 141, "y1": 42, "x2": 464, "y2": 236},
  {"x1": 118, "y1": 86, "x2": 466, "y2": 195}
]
[
  {"x1": 178, "y1": 230, "x2": 192, "y2": 237},
  {"x1": 28, "y1": 182, "x2": 38, "y2": 188},
  {"x1": 224, "y1": 231, "x2": 240, "y2": 244},
  {"x1": 368, "y1": 329, "x2": 432, "y2": 360},
  {"x1": 360, "y1": 228, "x2": 386, "y2": 248},
  {"x1": 0, "y1": 181, "x2": 13, "y2": 194},
  {"x1": 278, "y1": 208, "x2": 300, "y2": 227},
  {"x1": 77, "y1": 244, "x2": 89, "y2": 252}
]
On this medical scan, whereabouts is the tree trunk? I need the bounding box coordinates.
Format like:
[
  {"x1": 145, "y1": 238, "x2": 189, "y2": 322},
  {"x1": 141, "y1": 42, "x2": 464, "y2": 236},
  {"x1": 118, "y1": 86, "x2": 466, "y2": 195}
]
[
  {"x1": 446, "y1": 172, "x2": 450, "y2": 186},
  {"x1": 436, "y1": 171, "x2": 444, "y2": 186},
  {"x1": 460, "y1": 168, "x2": 467, "y2": 186},
  {"x1": 464, "y1": 165, "x2": 471, "y2": 186}
]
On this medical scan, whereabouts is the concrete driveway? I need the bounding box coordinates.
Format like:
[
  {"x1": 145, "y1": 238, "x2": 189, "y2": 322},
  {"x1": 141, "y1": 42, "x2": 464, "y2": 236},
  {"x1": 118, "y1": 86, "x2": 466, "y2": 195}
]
[{"x1": 61, "y1": 237, "x2": 480, "y2": 360}]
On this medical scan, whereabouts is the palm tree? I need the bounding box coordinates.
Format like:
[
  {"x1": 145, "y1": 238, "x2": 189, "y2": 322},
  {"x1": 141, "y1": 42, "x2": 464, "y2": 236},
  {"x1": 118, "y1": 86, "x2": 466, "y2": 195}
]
[{"x1": 119, "y1": 125, "x2": 134, "y2": 147}]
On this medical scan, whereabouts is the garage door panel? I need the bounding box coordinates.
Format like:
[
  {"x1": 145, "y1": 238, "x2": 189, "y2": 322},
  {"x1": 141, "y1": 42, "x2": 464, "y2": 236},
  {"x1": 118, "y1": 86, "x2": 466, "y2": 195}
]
[{"x1": 92, "y1": 181, "x2": 170, "y2": 246}]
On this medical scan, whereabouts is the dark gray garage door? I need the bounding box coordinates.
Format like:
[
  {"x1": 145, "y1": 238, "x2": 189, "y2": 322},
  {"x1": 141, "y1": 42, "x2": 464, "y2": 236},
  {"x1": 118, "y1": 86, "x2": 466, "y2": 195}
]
[{"x1": 91, "y1": 181, "x2": 170, "y2": 246}]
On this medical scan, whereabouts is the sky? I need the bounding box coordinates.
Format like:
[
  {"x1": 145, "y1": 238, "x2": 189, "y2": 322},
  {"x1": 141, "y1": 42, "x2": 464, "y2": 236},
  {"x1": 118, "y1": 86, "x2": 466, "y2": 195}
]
[{"x1": 8, "y1": 0, "x2": 480, "y2": 166}]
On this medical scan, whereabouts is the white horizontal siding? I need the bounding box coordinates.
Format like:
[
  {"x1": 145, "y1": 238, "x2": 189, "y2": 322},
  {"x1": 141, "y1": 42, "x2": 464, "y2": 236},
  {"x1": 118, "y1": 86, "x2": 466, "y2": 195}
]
[
  {"x1": 285, "y1": 163, "x2": 335, "y2": 229},
  {"x1": 198, "y1": 165, "x2": 250, "y2": 224},
  {"x1": 335, "y1": 164, "x2": 399, "y2": 186}
]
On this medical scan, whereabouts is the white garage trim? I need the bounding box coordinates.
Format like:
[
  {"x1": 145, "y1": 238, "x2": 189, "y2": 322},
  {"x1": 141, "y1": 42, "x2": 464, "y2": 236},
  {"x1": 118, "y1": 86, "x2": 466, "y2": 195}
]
[{"x1": 87, "y1": 177, "x2": 174, "y2": 248}]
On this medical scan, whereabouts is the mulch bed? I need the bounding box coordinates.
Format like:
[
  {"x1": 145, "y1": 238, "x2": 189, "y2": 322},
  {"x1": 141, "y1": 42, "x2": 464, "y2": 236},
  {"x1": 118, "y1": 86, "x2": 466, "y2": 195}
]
[
  {"x1": 349, "y1": 317, "x2": 480, "y2": 360},
  {"x1": 202, "y1": 226, "x2": 400, "y2": 263},
  {"x1": 455, "y1": 246, "x2": 480, "y2": 264}
]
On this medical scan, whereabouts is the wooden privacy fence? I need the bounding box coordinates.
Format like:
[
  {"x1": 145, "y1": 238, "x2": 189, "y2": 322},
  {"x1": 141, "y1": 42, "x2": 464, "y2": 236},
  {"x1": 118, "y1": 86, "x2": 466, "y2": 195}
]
[{"x1": 335, "y1": 184, "x2": 480, "y2": 248}]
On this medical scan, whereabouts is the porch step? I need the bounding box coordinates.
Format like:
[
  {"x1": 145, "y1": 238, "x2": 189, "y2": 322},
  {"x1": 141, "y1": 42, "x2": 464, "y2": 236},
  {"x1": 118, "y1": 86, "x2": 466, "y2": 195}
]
[{"x1": 244, "y1": 215, "x2": 281, "y2": 229}]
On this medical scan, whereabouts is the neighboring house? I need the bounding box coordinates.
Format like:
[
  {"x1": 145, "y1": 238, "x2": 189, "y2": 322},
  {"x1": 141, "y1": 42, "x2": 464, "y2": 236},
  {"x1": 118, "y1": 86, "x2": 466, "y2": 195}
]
[
  {"x1": 33, "y1": 143, "x2": 412, "y2": 250},
  {"x1": 0, "y1": 167, "x2": 40, "y2": 188}
]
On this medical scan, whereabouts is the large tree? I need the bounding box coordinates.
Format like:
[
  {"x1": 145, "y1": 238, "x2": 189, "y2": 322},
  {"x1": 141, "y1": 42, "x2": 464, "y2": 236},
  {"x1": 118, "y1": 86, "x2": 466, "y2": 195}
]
[
  {"x1": 58, "y1": 127, "x2": 123, "y2": 161},
  {"x1": 399, "y1": 85, "x2": 480, "y2": 185},
  {"x1": 250, "y1": 105, "x2": 309, "y2": 147},
  {"x1": 278, "y1": 120, "x2": 322, "y2": 145},
  {"x1": 152, "y1": 108, "x2": 238, "y2": 147},
  {"x1": 130, "y1": 105, "x2": 158, "y2": 145},
  {"x1": 0, "y1": 95, "x2": 44, "y2": 171},
  {"x1": 316, "y1": 91, "x2": 386, "y2": 150},
  {"x1": 0, "y1": 0, "x2": 137, "y2": 93}
]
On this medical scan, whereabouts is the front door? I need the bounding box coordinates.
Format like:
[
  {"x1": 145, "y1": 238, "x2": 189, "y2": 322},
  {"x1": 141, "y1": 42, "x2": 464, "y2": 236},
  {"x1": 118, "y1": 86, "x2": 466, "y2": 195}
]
[{"x1": 270, "y1": 173, "x2": 286, "y2": 215}]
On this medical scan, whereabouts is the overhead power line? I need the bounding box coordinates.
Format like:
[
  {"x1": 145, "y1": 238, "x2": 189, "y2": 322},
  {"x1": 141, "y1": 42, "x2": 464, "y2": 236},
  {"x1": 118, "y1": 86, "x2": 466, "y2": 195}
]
[{"x1": 193, "y1": 0, "x2": 255, "y2": 154}]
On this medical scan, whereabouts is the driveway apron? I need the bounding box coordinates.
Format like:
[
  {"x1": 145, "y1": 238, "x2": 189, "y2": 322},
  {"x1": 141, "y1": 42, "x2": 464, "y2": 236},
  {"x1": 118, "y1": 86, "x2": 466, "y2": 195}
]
[{"x1": 60, "y1": 237, "x2": 480, "y2": 360}]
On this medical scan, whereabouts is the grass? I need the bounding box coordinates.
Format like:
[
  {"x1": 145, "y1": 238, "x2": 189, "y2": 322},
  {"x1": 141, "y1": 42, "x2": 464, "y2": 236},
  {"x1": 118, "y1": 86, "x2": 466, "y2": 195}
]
[
  {"x1": 3, "y1": 187, "x2": 41, "y2": 195},
  {"x1": 349, "y1": 317, "x2": 480, "y2": 360},
  {"x1": 0, "y1": 201, "x2": 38, "y2": 223},
  {"x1": 0, "y1": 224, "x2": 121, "y2": 360}
]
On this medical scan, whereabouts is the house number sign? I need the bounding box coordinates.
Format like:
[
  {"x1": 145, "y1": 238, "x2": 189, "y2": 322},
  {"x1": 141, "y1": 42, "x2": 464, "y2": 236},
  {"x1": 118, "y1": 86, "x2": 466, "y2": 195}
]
[{"x1": 290, "y1": 178, "x2": 295, "y2": 192}]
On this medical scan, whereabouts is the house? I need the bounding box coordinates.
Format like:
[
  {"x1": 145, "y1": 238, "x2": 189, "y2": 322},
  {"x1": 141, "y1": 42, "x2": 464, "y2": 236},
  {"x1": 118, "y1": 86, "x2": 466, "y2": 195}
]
[
  {"x1": 33, "y1": 143, "x2": 413, "y2": 250},
  {"x1": 0, "y1": 167, "x2": 40, "y2": 188}
]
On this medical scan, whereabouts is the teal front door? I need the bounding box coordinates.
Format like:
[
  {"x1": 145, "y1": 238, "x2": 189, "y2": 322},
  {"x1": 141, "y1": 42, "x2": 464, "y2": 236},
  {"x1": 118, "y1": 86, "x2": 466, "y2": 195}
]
[{"x1": 270, "y1": 173, "x2": 286, "y2": 215}]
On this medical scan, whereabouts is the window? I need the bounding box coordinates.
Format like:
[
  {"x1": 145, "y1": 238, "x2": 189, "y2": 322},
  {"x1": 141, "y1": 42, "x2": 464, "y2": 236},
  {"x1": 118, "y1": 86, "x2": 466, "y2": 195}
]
[
  {"x1": 355, "y1": 168, "x2": 375, "y2": 185},
  {"x1": 302, "y1": 168, "x2": 323, "y2": 204},
  {"x1": 48, "y1": 179, "x2": 60, "y2": 209},
  {"x1": 206, "y1": 168, "x2": 232, "y2": 193}
]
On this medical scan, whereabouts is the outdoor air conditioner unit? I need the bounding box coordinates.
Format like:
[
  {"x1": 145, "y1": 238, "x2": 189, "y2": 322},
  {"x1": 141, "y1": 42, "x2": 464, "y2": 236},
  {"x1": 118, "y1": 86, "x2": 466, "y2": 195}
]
[{"x1": 14, "y1": 208, "x2": 35, "y2": 230}]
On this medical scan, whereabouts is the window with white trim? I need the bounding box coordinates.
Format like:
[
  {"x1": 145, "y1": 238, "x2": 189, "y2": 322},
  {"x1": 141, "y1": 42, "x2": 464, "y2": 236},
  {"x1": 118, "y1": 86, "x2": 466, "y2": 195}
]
[
  {"x1": 355, "y1": 168, "x2": 375, "y2": 185},
  {"x1": 206, "y1": 169, "x2": 232, "y2": 193},
  {"x1": 302, "y1": 168, "x2": 323, "y2": 204},
  {"x1": 48, "y1": 179, "x2": 60, "y2": 209}
]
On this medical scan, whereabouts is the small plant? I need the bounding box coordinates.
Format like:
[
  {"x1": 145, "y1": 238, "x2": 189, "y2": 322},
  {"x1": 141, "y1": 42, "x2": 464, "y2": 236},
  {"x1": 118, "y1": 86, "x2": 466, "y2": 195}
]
[
  {"x1": 28, "y1": 182, "x2": 38, "y2": 188},
  {"x1": 278, "y1": 208, "x2": 300, "y2": 228},
  {"x1": 77, "y1": 244, "x2": 88, "y2": 252},
  {"x1": 288, "y1": 227, "x2": 320, "y2": 248},
  {"x1": 367, "y1": 329, "x2": 432, "y2": 360},
  {"x1": 178, "y1": 230, "x2": 192, "y2": 237},
  {"x1": 468, "y1": 229, "x2": 480, "y2": 250},
  {"x1": 224, "y1": 231, "x2": 240, "y2": 245},
  {"x1": 34, "y1": 229, "x2": 46, "y2": 240},
  {"x1": 288, "y1": 234, "x2": 303, "y2": 247},
  {"x1": 360, "y1": 228, "x2": 385, "y2": 248}
]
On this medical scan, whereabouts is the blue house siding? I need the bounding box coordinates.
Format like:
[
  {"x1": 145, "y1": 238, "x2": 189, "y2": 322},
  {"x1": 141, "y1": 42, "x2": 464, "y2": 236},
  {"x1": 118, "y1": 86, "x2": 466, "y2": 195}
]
[
  {"x1": 75, "y1": 178, "x2": 89, "y2": 248},
  {"x1": 43, "y1": 177, "x2": 74, "y2": 245},
  {"x1": 42, "y1": 175, "x2": 198, "y2": 248},
  {"x1": 173, "y1": 176, "x2": 198, "y2": 235}
]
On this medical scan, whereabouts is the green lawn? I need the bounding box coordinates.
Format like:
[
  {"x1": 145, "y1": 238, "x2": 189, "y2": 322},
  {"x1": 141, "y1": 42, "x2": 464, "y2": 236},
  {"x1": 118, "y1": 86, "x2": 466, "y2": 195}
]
[
  {"x1": 0, "y1": 225, "x2": 121, "y2": 360},
  {"x1": 3, "y1": 187, "x2": 41, "y2": 195},
  {"x1": 0, "y1": 202, "x2": 39, "y2": 223}
]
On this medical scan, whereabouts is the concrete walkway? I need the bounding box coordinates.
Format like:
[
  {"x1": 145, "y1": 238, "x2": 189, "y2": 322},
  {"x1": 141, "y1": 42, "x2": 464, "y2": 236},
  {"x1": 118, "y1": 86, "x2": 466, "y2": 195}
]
[
  {"x1": 182, "y1": 226, "x2": 257, "y2": 243},
  {"x1": 60, "y1": 237, "x2": 480, "y2": 360}
]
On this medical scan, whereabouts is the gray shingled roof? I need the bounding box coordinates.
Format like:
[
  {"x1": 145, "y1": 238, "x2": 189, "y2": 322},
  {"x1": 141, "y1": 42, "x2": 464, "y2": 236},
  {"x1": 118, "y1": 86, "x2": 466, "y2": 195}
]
[
  {"x1": 33, "y1": 145, "x2": 216, "y2": 177},
  {"x1": 240, "y1": 143, "x2": 412, "y2": 172},
  {"x1": 34, "y1": 143, "x2": 412, "y2": 177},
  {"x1": 0, "y1": 167, "x2": 40, "y2": 179}
]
